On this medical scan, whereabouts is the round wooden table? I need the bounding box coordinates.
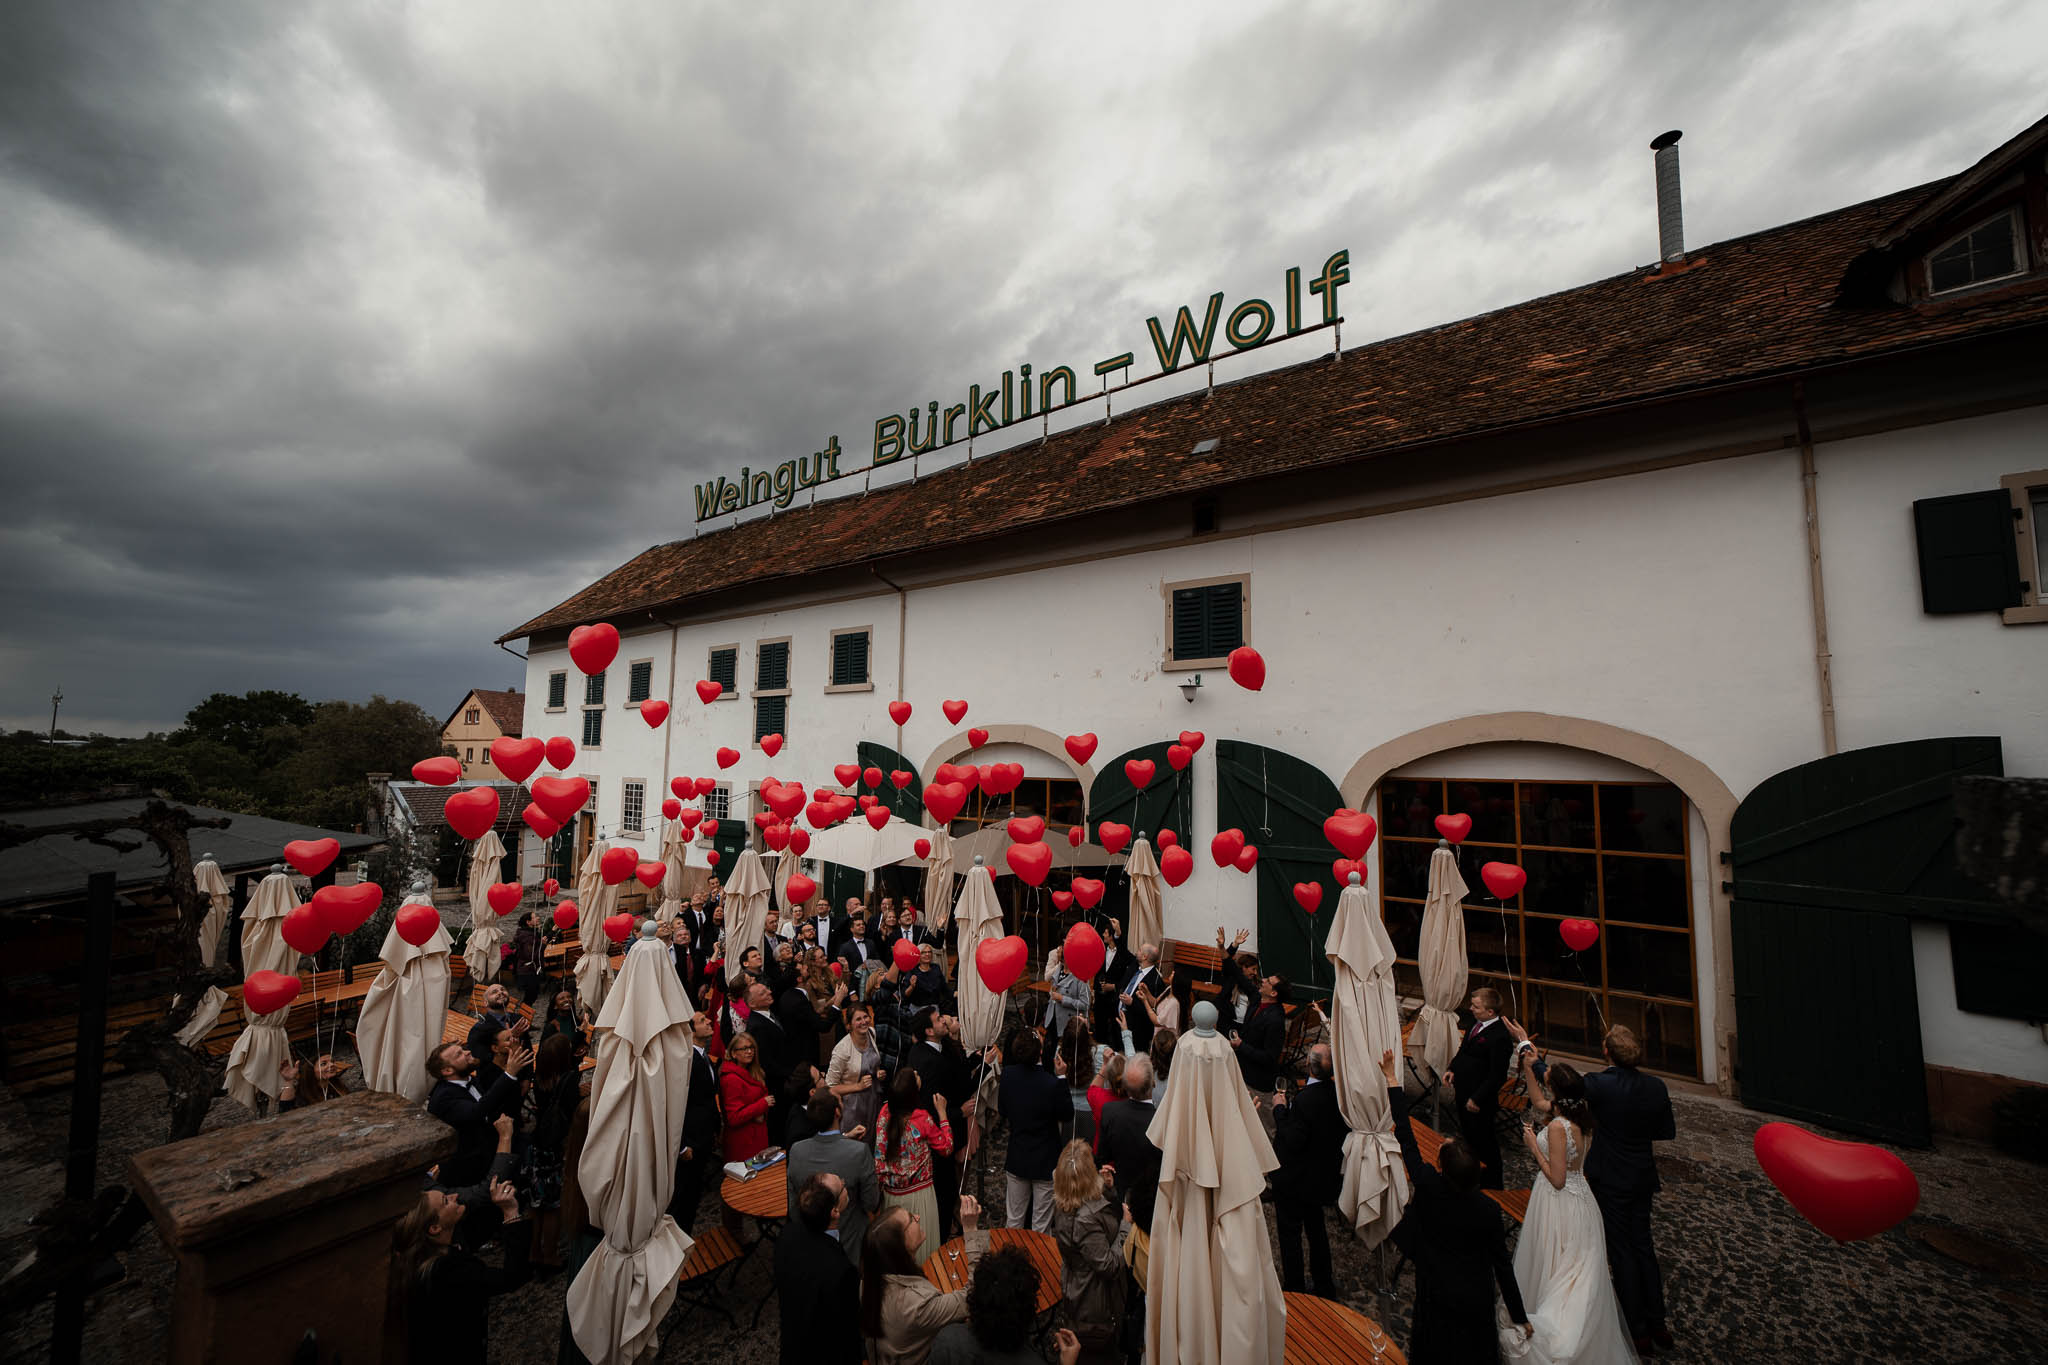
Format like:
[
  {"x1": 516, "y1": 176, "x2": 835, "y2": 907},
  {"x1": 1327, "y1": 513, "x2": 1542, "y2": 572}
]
[
  {"x1": 1282, "y1": 1291, "x2": 1406, "y2": 1364},
  {"x1": 720, "y1": 1171, "x2": 787, "y2": 1221},
  {"x1": 921, "y1": 1227, "x2": 1062, "y2": 1314}
]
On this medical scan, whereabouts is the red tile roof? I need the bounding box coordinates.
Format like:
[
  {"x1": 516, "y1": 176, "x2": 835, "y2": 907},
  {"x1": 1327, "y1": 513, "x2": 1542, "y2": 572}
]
[
  {"x1": 474, "y1": 689, "x2": 525, "y2": 737},
  {"x1": 393, "y1": 781, "x2": 532, "y2": 833},
  {"x1": 503, "y1": 169, "x2": 2048, "y2": 643}
]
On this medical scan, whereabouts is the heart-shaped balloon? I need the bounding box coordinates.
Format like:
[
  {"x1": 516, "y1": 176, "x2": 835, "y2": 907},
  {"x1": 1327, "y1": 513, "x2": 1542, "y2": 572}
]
[
  {"x1": 862, "y1": 766, "x2": 883, "y2": 789},
  {"x1": 313, "y1": 882, "x2": 382, "y2": 934},
  {"x1": 975, "y1": 935, "x2": 1029, "y2": 993},
  {"x1": 283, "y1": 837, "x2": 340, "y2": 877},
  {"x1": 531, "y1": 776, "x2": 592, "y2": 824},
  {"x1": 493, "y1": 737, "x2": 545, "y2": 783},
  {"x1": 891, "y1": 769, "x2": 914, "y2": 789},
  {"x1": 1065, "y1": 733, "x2": 1098, "y2": 763},
  {"x1": 1167, "y1": 744, "x2": 1193, "y2": 771},
  {"x1": 892, "y1": 939, "x2": 922, "y2": 973},
  {"x1": 487, "y1": 883, "x2": 524, "y2": 916},
  {"x1": 760, "y1": 733, "x2": 783, "y2": 757},
  {"x1": 1227, "y1": 644, "x2": 1266, "y2": 691},
  {"x1": 1178, "y1": 730, "x2": 1206, "y2": 753},
  {"x1": 865, "y1": 806, "x2": 890, "y2": 830},
  {"x1": 1072, "y1": 877, "x2": 1106, "y2": 909},
  {"x1": 1067, "y1": 825, "x2": 1084, "y2": 848},
  {"x1": 1434, "y1": 813, "x2": 1473, "y2": 844},
  {"x1": 1157, "y1": 830, "x2": 1178, "y2": 849},
  {"x1": 914, "y1": 837, "x2": 932, "y2": 858},
  {"x1": 661, "y1": 797, "x2": 682, "y2": 821},
  {"x1": 716, "y1": 747, "x2": 741, "y2": 769},
  {"x1": 1753, "y1": 1122, "x2": 1921, "y2": 1243},
  {"x1": 1051, "y1": 890, "x2": 1075, "y2": 911},
  {"x1": 1097, "y1": 823, "x2": 1131, "y2": 856},
  {"x1": 968, "y1": 727, "x2": 989, "y2": 748},
  {"x1": 568, "y1": 623, "x2": 620, "y2": 675},
  {"x1": 694, "y1": 777, "x2": 717, "y2": 797},
  {"x1": 1124, "y1": 758, "x2": 1155, "y2": 789},
  {"x1": 635, "y1": 861, "x2": 666, "y2": 889},
  {"x1": 1159, "y1": 845, "x2": 1194, "y2": 887},
  {"x1": 1007, "y1": 816, "x2": 1046, "y2": 845},
  {"x1": 943, "y1": 699, "x2": 969, "y2": 724},
  {"x1": 787, "y1": 827, "x2": 810, "y2": 855},
  {"x1": 888, "y1": 701, "x2": 913, "y2": 726},
  {"x1": 281, "y1": 903, "x2": 329, "y2": 955},
  {"x1": 1324, "y1": 809, "x2": 1377, "y2": 859},
  {"x1": 396, "y1": 901, "x2": 441, "y2": 946},
  {"x1": 857, "y1": 794, "x2": 879, "y2": 813},
  {"x1": 670, "y1": 776, "x2": 694, "y2": 800},
  {"x1": 785, "y1": 872, "x2": 817, "y2": 906},
  {"x1": 1210, "y1": 828, "x2": 1246, "y2": 868},
  {"x1": 640, "y1": 700, "x2": 670, "y2": 728},
  {"x1": 1560, "y1": 918, "x2": 1600, "y2": 952},
  {"x1": 764, "y1": 823, "x2": 790, "y2": 851},
  {"x1": 696, "y1": 679, "x2": 723, "y2": 704},
  {"x1": 543, "y1": 878, "x2": 560, "y2": 898},
  {"x1": 805, "y1": 800, "x2": 838, "y2": 829},
  {"x1": 603, "y1": 912, "x2": 634, "y2": 944},
  {"x1": 705, "y1": 850, "x2": 720, "y2": 867},
  {"x1": 553, "y1": 900, "x2": 580, "y2": 931},
  {"x1": 243, "y1": 969, "x2": 301, "y2": 1016},
  {"x1": 677, "y1": 807, "x2": 704, "y2": 830},
  {"x1": 1480, "y1": 862, "x2": 1527, "y2": 900},
  {"x1": 523, "y1": 804, "x2": 561, "y2": 839},
  {"x1": 923, "y1": 782, "x2": 968, "y2": 824},
  {"x1": 763, "y1": 781, "x2": 806, "y2": 821},
  {"x1": 1063, "y1": 923, "x2": 1106, "y2": 979},
  {"x1": 412, "y1": 756, "x2": 461, "y2": 786},
  {"x1": 832, "y1": 763, "x2": 860, "y2": 788},
  {"x1": 445, "y1": 787, "x2": 501, "y2": 841},
  {"x1": 1293, "y1": 883, "x2": 1324, "y2": 914},
  {"x1": 547, "y1": 736, "x2": 577, "y2": 770},
  {"x1": 1332, "y1": 858, "x2": 1367, "y2": 886},
  {"x1": 1235, "y1": 845, "x2": 1259, "y2": 873},
  {"x1": 950, "y1": 763, "x2": 981, "y2": 792},
  {"x1": 1007, "y1": 841, "x2": 1053, "y2": 886},
  {"x1": 599, "y1": 846, "x2": 637, "y2": 886},
  {"x1": 701, "y1": 819, "x2": 720, "y2": 839}
]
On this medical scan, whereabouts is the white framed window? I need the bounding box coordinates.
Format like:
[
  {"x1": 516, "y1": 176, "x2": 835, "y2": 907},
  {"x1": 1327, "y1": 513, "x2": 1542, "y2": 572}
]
[
  {"x1": 2004, "y1": 467, "x2": 2048, "y2": 626},
  {"x1": 1161, "y1": 573, "x2": 1249, "y2": 671},
  {"x1": 466, "y1": 707, "x2": 480, "y2": 725},
  {"x1": 465, "y1": 747, "x2": 475, "y2": 763},
  {"x1": 546, "y1": 671, "x2": 567, "y2": 711},
  {"x1": 626, "y1": 659, "x2": 654, "y2": 706},
  {"x1": 621, "y1": 779, "x2": 646, "y2": 835},
  {"x1": 703, "y1": 785, "x2": 731, "y2": 821},
  {"x1": 582, "y1": 777, "x2": 599, "y2": 814},
  {"x1": 827, "y1": 626, "x2": 873, "y2": 692},
  {"x1": 482, "y1": 748, "x2": 493, "y2": 766},
  {"x1": 1926, "y1": 209, "x2": 2025, "y2": 295},
  {"x1": 707, "y1": 644, "x2": 738, "y2": 699}
]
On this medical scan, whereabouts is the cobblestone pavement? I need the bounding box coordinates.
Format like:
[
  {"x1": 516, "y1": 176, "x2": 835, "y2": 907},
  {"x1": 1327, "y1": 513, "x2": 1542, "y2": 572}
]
[{"x1": 6, "y1": 1064, "x2": 2047, "y2": 1364}]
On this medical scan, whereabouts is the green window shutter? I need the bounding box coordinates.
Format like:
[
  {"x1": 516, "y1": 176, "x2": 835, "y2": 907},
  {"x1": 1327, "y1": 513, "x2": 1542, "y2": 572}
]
[
  {"x1": 584, "y1": 672, "x2": 605, "y2": 705},
  {"x1": 754, "y1": 694, "x2": 786, "y2": 743},
  {"x1": 1949, "y1": 920, "x2": 2048, "y2": 1020},
  {"x1": 832, "y1": 631, "x2": 870, "y2": 687},
  {"x1": 709, "y1": 648, "x2": 737, "y2": 691},
  {"x1": 1171, "y1": 583, "x2": 1244, "y2": 660},
  {"x1": 580, "y1": 709, "x2": 603, "y2": 748},
  {"x1": 628, "y1": 661, "x2": 652, "y2": 703},
  {"x1": 1914, "y1": 491, "x2": 2021, "y2": 613},
  {"x1": 757, "y1": 641, "x2": 790, "y2": 692},
  {"x1": 547, "y1": 672, "x2": 566, "y2": 708}
]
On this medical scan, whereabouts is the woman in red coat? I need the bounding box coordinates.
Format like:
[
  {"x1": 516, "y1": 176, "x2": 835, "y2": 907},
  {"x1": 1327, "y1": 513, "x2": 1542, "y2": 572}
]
[{"x1": 719, "y1": 1031, "x2": 774, "y2": 1163}]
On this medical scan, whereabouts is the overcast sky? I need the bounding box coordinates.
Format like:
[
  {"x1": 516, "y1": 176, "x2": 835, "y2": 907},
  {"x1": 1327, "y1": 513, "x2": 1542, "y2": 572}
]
[{"x1": 2, "y1": 1, "x2": 2041, "y2": 735}]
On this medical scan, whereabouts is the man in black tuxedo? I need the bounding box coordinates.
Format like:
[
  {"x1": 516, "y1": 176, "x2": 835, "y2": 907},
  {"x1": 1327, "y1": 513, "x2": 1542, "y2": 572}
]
[
  {"x1": 1270, "y1": 1043, "x2": 1346, "y2": 1297},
  {"x1": 1097, "y1": 1054, "x2": 1163, "y2": 1233},
  {"x1": 1232, "y1": 970, "x2": 1291, "y2": 1095},
  {"x1": 1518, "y1": 1020, "x2": 1677, "y2": 1355},
  {"x1": 775, "y1": 1173, "x2": 863, "y2": 1365},
  {"x1": 1444, "y1": 987, "x2": 1514, "y2": 1190},
  {"x1": 670, "y1": 1011, "x2": 721, "y2": 1232},
  {"x1": 907, "y1": 1007, "x2": 973, "y2": 1236},
  {"x1": 778, "y1": 970, "x2": 847, "y2": 1074},
  {"x1": 1113, "y1": 938, "x2": 1165, "y2": 1053},
  {"x1": 1384, "y1": 1047, "x2": 1530, "y2": 1361},
  {"x1": 835, "y1": 911, "x2": 881, "y2": 975},
  {"x1": 425, "y1": 1038, "x2": 528, "y2": 1187}
]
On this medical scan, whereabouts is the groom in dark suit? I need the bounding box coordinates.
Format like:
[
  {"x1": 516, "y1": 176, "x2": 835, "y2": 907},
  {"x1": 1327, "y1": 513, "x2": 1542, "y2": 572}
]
[{"x1": 1444, "y1": 987, "x2": 1514, "y2": 1189}]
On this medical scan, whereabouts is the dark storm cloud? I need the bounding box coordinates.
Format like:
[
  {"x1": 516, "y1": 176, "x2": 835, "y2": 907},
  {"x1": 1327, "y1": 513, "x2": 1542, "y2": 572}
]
[{"x1": 0, "y1": 0, "x2": 2040, "y2": 733}]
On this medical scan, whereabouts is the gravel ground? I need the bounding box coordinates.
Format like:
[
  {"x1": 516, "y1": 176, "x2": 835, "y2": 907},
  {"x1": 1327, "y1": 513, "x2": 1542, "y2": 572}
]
[{"x1": 6, "y1": 1061, "x2": 2047, "y2": 1364}]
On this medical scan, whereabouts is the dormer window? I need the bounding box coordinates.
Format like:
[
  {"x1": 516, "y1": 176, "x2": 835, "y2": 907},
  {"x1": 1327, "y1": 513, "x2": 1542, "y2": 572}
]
[{"x1": 1926, "y1": 209, "x2": 2024, "y2": 295}]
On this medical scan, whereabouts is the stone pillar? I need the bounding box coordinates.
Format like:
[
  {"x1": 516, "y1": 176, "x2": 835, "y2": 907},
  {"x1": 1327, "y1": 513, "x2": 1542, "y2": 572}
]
[{"x1": 128, "y1": 1090, "x2": 452, "y2": 1365}]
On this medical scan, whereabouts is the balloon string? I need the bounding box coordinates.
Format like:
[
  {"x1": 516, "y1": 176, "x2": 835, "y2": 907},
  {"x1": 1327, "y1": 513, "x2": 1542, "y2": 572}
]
[
  {"x1": 1496, "y1": 896, "x2": 1520, "y2": 1021},
  {"x1": 1565, "y1": 950, "x2": 1608, "y2": 1034}
]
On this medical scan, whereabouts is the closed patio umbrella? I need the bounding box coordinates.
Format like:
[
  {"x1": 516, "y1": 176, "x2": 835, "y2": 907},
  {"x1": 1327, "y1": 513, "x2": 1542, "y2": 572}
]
[
  {"x1": 356, "y1": 884, "x2": 454, "y2": 1103},
  {"x1": 1328, "y1": 875, "x2": 1411, "y2": 1248},
  {"x1": 1126, "y1": 836, "x2": 1166, "y2": 954},
  {"x1": 656, "y1": 819, "x2": 688, "y2": 925},
  {"x1": 223, "y1": 868, "x2": 302, "y2": 1113},
  {"x1": 802, "y1": 811, "x2": 927, "y2": 873},
  {"x1": 567, "y1": 922, "x2": 697, "y2": 1365},
  {"x1": 575, "y1": 838, "x2": 619, "y2": 1012},
  {"x1": 1408, "y1": 843, "x2": 1470, "y2": 1085},
  {"x1": 921, "y1": 826, "x2": 956, "y2": 932},
  {"x1": 174, "y1": 854, "x2": 234, "y2": 1048},
  {"x1": 462, "y1": 829, "x2": 509, "y2": 986},
  {"x1": 723, "y1": 847, "x2": 773, "y2": 985},
  {"x1": 954, "y1": 859, "x2": 1006, "y2": 1052},
  {"x1": 939, "y1": 825, "x2": 1117, "y2": 872},
  {"x1": 1146, "y1": 1006, "x2": 1285, "y2": 1365}
]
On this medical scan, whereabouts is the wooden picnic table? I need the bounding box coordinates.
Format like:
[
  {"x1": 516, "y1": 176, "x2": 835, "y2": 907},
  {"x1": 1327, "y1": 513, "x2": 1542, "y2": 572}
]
[
  {"x1": 720, "y1": 1169, "x2": 788, "y2": 1222},
  {"x1": 1283, "y1": 1291, "x2": 1406, "y2": 1363},
  {"x1": 921, "y1": 1228, "x2": 1062, "y2": 1314}
]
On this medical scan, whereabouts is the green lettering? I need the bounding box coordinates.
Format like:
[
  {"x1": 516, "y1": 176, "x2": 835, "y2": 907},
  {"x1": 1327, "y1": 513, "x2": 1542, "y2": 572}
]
[
  {"x1": 968, "y1": 384, "x2": 1000, "y2": 436},
  {"x1": 693, "y1": 479, "x2": 724, "y2": 520},
  {"x1": 873, "y1": 415, "x2": 905, "y2": 465},
  {"x1": 773, "y1": 460, "x2": 797, "y2": 507},
  {"x1": 1310, "y1": 250, "x2": 1350, "y2": 324},
  {"x1": 1226, "y1": 298, "x2": 1274, "y2": 349},
  {"x1": 1039, "y1": 366, "x2": 1078, "y2": 410},
  {"x1": 1145, "y1": 292, "x2": 1224, "y2": 372},
  {"x1": 1285, "y1": 266, "x2": 1302, "y2": 334},
  {"x1": 822, "y1": 435, "x2": 842, "y2": 478},
  {"x1": 943, "y1": 403, "x2": 966, "y2": 443},
  {"x1": 718, "y1": 479, "x2": 740, "y2": 513}
]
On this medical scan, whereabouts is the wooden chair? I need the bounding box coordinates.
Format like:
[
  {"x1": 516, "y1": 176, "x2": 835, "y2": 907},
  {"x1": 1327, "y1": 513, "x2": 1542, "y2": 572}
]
[{"x1": 668, "y1": 1226, "x2": 745, "y2": 1325}]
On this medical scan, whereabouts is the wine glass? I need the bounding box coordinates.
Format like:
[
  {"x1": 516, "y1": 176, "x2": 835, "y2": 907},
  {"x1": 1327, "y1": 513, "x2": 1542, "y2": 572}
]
[{"x1": 1365, "y1": 1317, "x2": 1386, "y2": 1361}]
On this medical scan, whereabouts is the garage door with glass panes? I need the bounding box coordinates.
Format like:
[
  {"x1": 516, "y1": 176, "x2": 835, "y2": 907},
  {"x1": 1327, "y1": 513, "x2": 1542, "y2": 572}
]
[{"x1": 1377, "y1": 777, "x2": 1700, "y2": 1077}]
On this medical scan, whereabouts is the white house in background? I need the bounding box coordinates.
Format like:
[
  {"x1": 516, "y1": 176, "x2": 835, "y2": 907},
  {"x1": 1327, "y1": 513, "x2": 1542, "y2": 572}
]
[{"x1": 499, "y1": 118, "x2": 2048, "y2": 1142}]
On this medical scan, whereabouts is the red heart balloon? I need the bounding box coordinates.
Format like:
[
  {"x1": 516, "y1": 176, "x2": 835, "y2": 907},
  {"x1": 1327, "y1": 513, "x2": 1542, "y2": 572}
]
[
  {"x1": 914, "y1": 837, "x2": 932, "y2": 858},
  {"x1": 640, "y1": 699, "x2": 670, "y2": 728},
  {"x1": 785, "y1": 872, "x2": 817, "y2": 906},
  {"x1": 1753, "y1": 1122, "x2": 1920, "y2": 1243},
  {"x1": 600, "y1": 846, "x2": 637, "y2": 886},
  {"x1": 787, "y1": 828, "x2": 810, "y2": 855},
  {"x1": 858, "y1": 794, "x2": 877, "y2": 810},
  {"x1": 1067, "y1": 825, "x2": 1084, "y2": 848},
  {"x1": 532, "y1": 776, "x2": 592, "y2": 824},
  {"x1": 243, "y1": 970, "x2": 301, "y2": 1016},
  {"x1": 1293, "y1": 883, "x2": 1324, "y2": 914},
  {"x1": 553, "y1": 900, "x2": 579, "y2": 931},
  {"x1": 694, "y1": 777, "x2": 717, "y2": 797},
  {"x1": 696, "y1": 679, "x2": 723, "y2": 704},
  {"x1": 1227, "y1": 644, "x2": 1266, "y2": 691},
  {"x1": 767, "y1": 782, "x2": 808, "y2": 821},
  {"x1": 634, "y1": 861, "x2": 666, "y2": 889},
  {"x1": 1051, "y1": 890, "x2": 1075, "y2": 911},
  {"x1": 1007, "y1": 841, "x2": 1053, "y2": 886},
  {"x1": 396, "y1": 901, "x2": 441, "y2": 946},
  {"x1": 943, "y1": 699, "x2": 970, "y2": 724},
  {"x1": 445, "y1": 787, "x2": 501, "y2": 841},
  {"x1": 281, "y1": 904, "x2": 329, "y2": 955},
  {"x1": 865, "y1": 806, "x2": 890, "y2": 830},
  {"x1": 892, "y1": 939, "x2": 922, "y2": 972},
  {"x1": 1560, "y1": 918, "x2": 1600, "y2": 952},
  {"x1": 701, "y1": 819, "x2": 720, "y2": 839},
  {"x1": 1156, "y1": 830, "x2": 1178, "y2": 849},
  {"x1": 1323, "y1": 809, "x2": 1378, "y2": 859},
  {"x1": 1159, "y1": 845, "x2": 1194, "y2": 887},
  {"x1": 1178, "y1": 730, "x2": 1206, "y2": 753},
  {"x1": 312, "y1": 883, "x2": 381, "y2": 934},
  {"x1": 888, "y1": 701, "x2": 913, "y2": 726},
  {"x1": 1124, "y1": 758, "x2": 1155, "y2": 789},
  {"x1": 487, "y1": 883, "x2": 524, "y2": 916},
  {"x1": 1332, "y1": 858, "x2": 1367, "y2": 886},
  {"x1": 543, "y1": 878, "x2": 560, "y2": 898},
  {"x1": 862, "y1": 766, "x2": 883, "y2": 788},
  {"x1": 656, "y1": 797, "x2": 678, "y2": 821},
  {"x1": 1235, "y1": 845, "x2": 1259, "y2": 873},
  {"x1": 705, "y1": 851, "x2": 720, "y2": 867},
  {"x1": 1063, "y1": 923, "x2": 1105, "y2": 979},
  {"x1": 974, "y1": 935, "x2": 1028, "y2": 993},
  {"x1": 603, "y1": 912, "x2": 634, "y2": 944},
  {"x1": 805, "y1": 800, "x2": 838, "y2": 829},
  {"x1": 1072, "y1": 877, "x2": 1106, "y2": 909},
  {"x1": 1210, "y1": 828, "x2": 1246, "y2": 868},
  {"x1": 1007, "y1": 816, "x2": 1046, "y2": 845},
  {"x1": 546, "y1": 736, "x2": 577, "y2": 770},
  {"x1": 923, "y1": 782, "x2": 968, "y2": 824},
  {"x1": 765, "y1": 824, "x2": 790, "y2": 851},
  {"x1": 1434, "y1": 813, "x2": 1473, "y2": 844},
  {"x1": 1480, "y1": 862, "x2": 1527, "y2": 900},
  {"x1": 493, "y1": 737, "x2": 545, "y2": 783},
  {"x1": 716, "y1": 747, "x2": 741, "y2": 769},
  {"x1": 951, "y1": 763, "x2": 981, "y2": 793},
  {"x1": 677, "y1": 807, "x2": 704, "y2": 830},
  {"x1": 1167, "y1": 744, "x2": 1193, "y2": 771},
  {"x1": 523, "y1": 804, "x2": 561, "y2": 840},
  {"x1": 1065, "y1": 733, "x2": 1098, "y2": 763},
  {"x1": 1097, "y1": 823, "x2": 1130, "y2": 856},
  {"x1": 283, "y1": 837, "x2": 340, "y2": 877},
  {"x1": 568, "y1": 623, "x2": 620, "y2": 675},
  {"x1": 670, "y1": 776, "x2": 693, "y2": 800},
  {"x1": 834, "y1": 763, "x2": 861, "y2": 788},
  {"x1": 891, "y1": 770, "x2": 914, "y2": 789},
  {"x1": 747, "y1": 731, "x2": 778, "y2": 757},
  {"x1": 412, "y1": 756, "x2": 461, "y2": 785},
  {"x1": 968, "y1": 727, "x2": 990, "y2": 748}
]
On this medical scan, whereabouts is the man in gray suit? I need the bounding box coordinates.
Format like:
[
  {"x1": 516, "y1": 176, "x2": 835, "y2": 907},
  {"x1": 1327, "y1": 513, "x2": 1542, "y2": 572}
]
[{"x1": 784, "y1": 1088, "x2": 880, "y2": 1265}]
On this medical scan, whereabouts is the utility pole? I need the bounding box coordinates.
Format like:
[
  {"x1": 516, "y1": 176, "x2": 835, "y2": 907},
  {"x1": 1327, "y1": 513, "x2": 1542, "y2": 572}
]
[{"x1": 49, "y1": 687, "x2": 63, "y2": 743}]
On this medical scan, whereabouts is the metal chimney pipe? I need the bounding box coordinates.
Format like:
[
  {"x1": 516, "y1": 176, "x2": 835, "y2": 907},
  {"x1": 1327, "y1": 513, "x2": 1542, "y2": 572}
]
[{"x1": 1652, "y1": 130, "x2": 1684, "y2": 264}]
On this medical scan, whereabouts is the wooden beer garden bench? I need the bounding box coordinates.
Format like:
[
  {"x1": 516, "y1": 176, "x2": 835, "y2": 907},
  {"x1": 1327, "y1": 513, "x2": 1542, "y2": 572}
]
[
  {"x1": 1404, "y1": 1114, "x2": 1528, "y2": 1226},
  {"x1": 1161, "y1": 937, "x2": 1229, "y2": 1003},
  {"x1": 669, "y1": 1226, "x2": 745, "y2": 1325}
]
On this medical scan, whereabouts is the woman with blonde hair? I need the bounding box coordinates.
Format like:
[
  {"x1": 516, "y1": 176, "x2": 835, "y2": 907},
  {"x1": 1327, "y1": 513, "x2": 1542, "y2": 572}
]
[{"x1": 1048, "y1": 1138, "x2": 1128, "y2": 1363}]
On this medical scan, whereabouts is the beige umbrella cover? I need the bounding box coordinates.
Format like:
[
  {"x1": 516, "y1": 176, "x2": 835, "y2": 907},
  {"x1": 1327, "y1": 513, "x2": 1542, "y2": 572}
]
[
  {"x1": 921, "y1": 826, "x2": 956, "y2": 931},
  {"x1": 175, "y1": 857, "x2": 235, "y2": 1047},
  {"x1": 771, "y1": 849, "x2": 799, "y2": 919},
  {"x1": 1145, "y1": 1024, "x2": 1286, "y2": 1365},
  {"x1": 941, "y1": 825, "x2": 1117, "y2": 873},
  {"x1": 1328, "y1": 879, "x2": 1411, "y2": 1248},
  {"x1": 575, "y1": 840, "x2": 619, "y2": 1011},
  {"x1": 1408, "y1": 845, "x2": 1470, "y2": 1082},
  {"x1": 656, "y1": 819, "x2": 688, "y2": 924},
  {"x1": 567, "y1": 926, "x2": 697, "y2": 1364},
  {"x1": 954, "y1": 862, "x2": 1006, "y2": 1051},
  {"x1": 1126, "y1": 836, "x2": 1165, "y2": 955},
  {"x1": 801, "y1": 812, "x2": 927, "y2": 872},
  {"x1": 722, "y1": 847, "x2": 772, "y2": 985},
  {"x1": 462, "y1": 829, "x2": 510, "y2": 985},
  {"x1": 355, "y1": 891, "x2": 455, "y2": 1102},
  {"x1": 223, "y1": 871, "x2": 302, "y2": 1113}
]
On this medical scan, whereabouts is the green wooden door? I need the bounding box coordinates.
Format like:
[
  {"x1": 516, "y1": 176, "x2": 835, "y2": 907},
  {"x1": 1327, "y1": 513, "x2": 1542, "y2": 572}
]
[
  {"x1": 1215, "y1": 740, "x2": 1344, "y2": 1000},
  {"x1": 1086, "y1": 741, "x2": 1195, "y2": 845},
  {"x1": 857, "y1": 740, "x2": 924, "y2": 824},
  {"x1": 1731, "y1": 736, "x2": 2015, "y2": 1147}
]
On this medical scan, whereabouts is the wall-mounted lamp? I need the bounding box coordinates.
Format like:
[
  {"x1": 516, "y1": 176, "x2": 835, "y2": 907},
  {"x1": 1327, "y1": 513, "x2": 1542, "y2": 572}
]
[{"x1": 1179, "y1": 674, "x2": 1203, "y2": 703}]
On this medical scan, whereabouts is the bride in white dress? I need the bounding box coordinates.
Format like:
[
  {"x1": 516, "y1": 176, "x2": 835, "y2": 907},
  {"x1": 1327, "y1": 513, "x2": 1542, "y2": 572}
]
[{"x1": 1498, "y1": 1057, "x2": 1640, "y2": 1364}]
